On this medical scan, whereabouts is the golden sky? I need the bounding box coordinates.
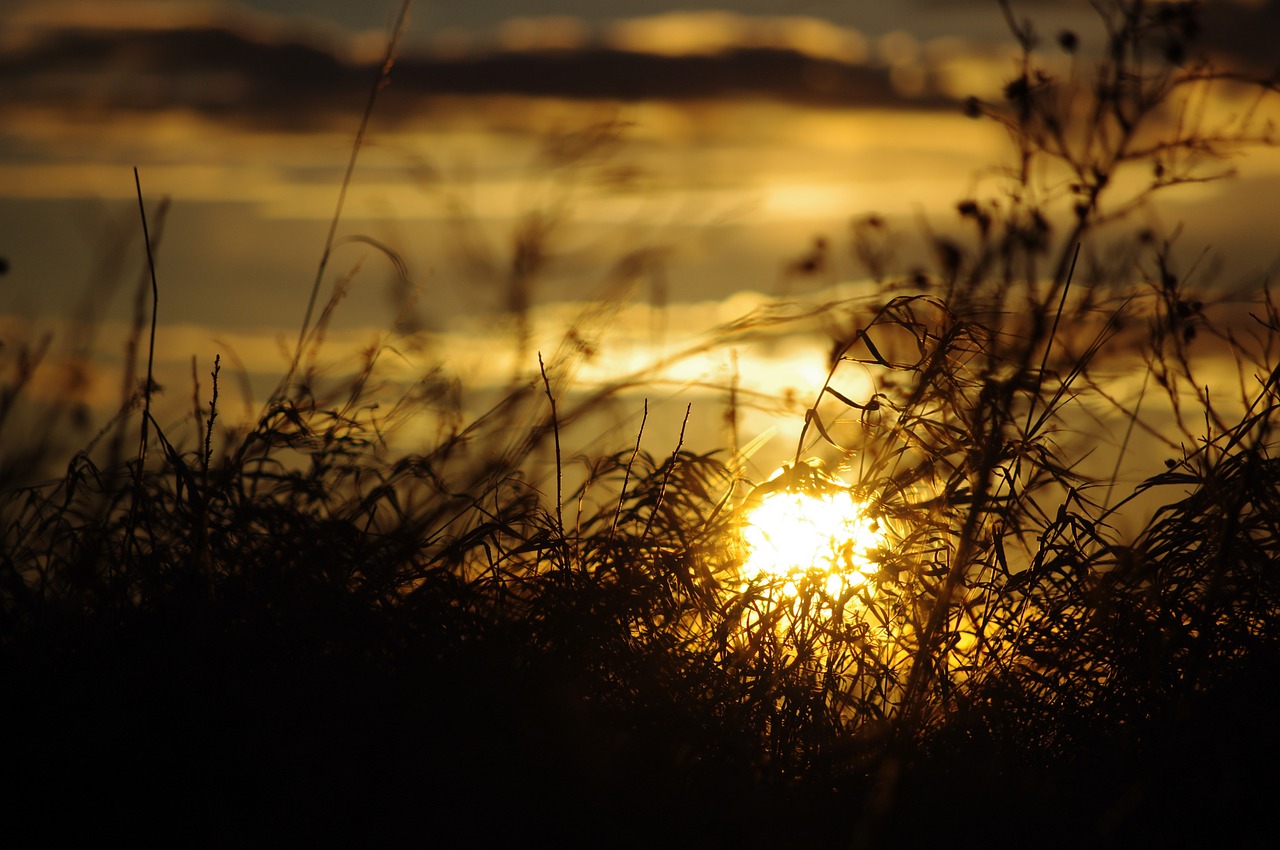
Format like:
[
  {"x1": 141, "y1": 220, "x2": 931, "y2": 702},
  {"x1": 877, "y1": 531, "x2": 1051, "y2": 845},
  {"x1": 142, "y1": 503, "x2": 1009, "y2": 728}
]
[{"x1": 2, "y1": 1, "x2": 1278, "y2": 478}]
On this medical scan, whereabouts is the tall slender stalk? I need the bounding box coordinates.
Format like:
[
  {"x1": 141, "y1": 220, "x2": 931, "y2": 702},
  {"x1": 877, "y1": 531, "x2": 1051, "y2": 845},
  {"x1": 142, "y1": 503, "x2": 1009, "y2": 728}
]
[
  {"x1": 132, "y1": 167, "x2": 160, "y2": 467},
  {"x1": 286, "y1": 0, "x2": 414, "y2": 393}
]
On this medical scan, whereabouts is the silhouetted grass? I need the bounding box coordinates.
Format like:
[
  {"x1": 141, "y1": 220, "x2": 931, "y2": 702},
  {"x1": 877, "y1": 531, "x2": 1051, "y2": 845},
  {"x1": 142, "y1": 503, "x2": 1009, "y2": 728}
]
[{"x1": 4, "y1": 2, "x2": 1280, "y2": 846}]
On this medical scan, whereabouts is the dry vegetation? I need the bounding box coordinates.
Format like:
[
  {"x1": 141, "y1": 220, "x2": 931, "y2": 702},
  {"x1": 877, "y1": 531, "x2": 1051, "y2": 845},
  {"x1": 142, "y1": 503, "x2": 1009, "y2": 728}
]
[{"x1": 3, "y1": 2, "x2": 1280, "y2": 846}]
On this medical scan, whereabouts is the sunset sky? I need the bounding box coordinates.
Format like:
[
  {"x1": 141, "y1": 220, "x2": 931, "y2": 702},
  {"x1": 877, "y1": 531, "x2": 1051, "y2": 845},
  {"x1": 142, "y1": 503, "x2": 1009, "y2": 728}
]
[{"x1": 3, "y1": 0, "x2": 1278, "y2": 474}]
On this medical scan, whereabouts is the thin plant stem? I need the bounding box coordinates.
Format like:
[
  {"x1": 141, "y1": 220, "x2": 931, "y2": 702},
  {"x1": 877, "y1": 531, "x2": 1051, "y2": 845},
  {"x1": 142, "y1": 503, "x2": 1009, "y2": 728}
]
[
  {"x1": 1104, "y1": 364, "x2": 1151, "y2": 510},
  {"x1": 609, "y1": 399, "x2": 648, "y2": 543},
  {"x1": 538, "y1": 351, "x2": 565, "y2": 553},
  {"x1": 132, "y1": 167, "x2": 160, "y2": 467},
  {"x1": 287, "y1": 0, "x2": 413, "y2": 392},
  {"x1": 641, "y1": 403, "x2": 691, "y2": 543},
  {"x1": 1024, "y1": 241, "x2": 1080, "y2": 437}
]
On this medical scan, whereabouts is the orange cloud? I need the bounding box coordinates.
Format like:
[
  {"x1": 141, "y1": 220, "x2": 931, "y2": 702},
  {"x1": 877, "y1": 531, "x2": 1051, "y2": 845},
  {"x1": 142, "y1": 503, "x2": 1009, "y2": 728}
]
[
  {"x1": 605, "y1": 12, "x2": 868, "y2": 64},
  {"x1": 497, "y1": 16, "x2": 591, "y2": 52}
]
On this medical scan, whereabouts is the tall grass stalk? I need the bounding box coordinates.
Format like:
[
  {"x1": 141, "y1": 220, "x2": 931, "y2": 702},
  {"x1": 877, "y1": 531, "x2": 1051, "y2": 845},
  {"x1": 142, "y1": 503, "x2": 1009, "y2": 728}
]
[{"x1": 288, "y1": 0, "x2": 414, "y2": 392}]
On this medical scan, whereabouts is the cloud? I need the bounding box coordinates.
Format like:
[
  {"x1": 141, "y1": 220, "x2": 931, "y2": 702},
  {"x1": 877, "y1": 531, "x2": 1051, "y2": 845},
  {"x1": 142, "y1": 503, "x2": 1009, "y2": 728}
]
[
  {"x1": 0, "y1": 0, "x2": 386, "y2": 58},
  {"x1": 1200, "y1": 0, "x2": 1280, "y2": 72},
  {"x1": 496, "y1": 16, "x2": 591, "y2": 52},
  {"x1": 604, "y1": 12, "x2": 869, "y2": 65},
  {"x1": 0, "y1": 17, "x2": 957, "y2": 134},
  {"x1": 4, "y1": 0, "x2": 255, "y2": 34}
]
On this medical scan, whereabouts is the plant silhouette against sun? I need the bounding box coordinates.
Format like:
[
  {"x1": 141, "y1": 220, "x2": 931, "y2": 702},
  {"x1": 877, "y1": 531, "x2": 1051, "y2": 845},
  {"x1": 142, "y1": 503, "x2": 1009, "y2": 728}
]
[{"x1": 770, "y1": 0, "x2": 1280, "y2": 747}]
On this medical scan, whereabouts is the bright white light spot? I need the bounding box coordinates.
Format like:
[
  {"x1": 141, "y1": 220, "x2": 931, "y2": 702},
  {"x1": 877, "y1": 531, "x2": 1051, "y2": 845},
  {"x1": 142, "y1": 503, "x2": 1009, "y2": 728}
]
[{"x1": 741, "y1": 487, "x2": 884, "y2": 590}]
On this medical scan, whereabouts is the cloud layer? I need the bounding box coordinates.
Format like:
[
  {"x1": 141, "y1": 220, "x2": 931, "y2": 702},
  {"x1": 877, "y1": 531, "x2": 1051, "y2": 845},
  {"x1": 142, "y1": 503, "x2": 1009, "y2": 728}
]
[{"x1": 0, "y1": 15, "x2": 957, "y2": 134}]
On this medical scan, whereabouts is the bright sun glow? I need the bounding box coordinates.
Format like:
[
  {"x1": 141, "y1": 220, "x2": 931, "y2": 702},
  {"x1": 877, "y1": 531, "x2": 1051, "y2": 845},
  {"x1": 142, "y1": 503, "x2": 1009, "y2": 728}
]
[{"x1": 741, "y1": 485, "x2": 884, "y2": 595}]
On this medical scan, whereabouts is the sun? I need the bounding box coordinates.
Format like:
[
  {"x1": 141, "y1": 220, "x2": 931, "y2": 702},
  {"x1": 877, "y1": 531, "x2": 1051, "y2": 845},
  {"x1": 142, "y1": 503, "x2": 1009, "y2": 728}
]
[{"x1": 740, "y1": 463, "x2": 884, "y2": 594}]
